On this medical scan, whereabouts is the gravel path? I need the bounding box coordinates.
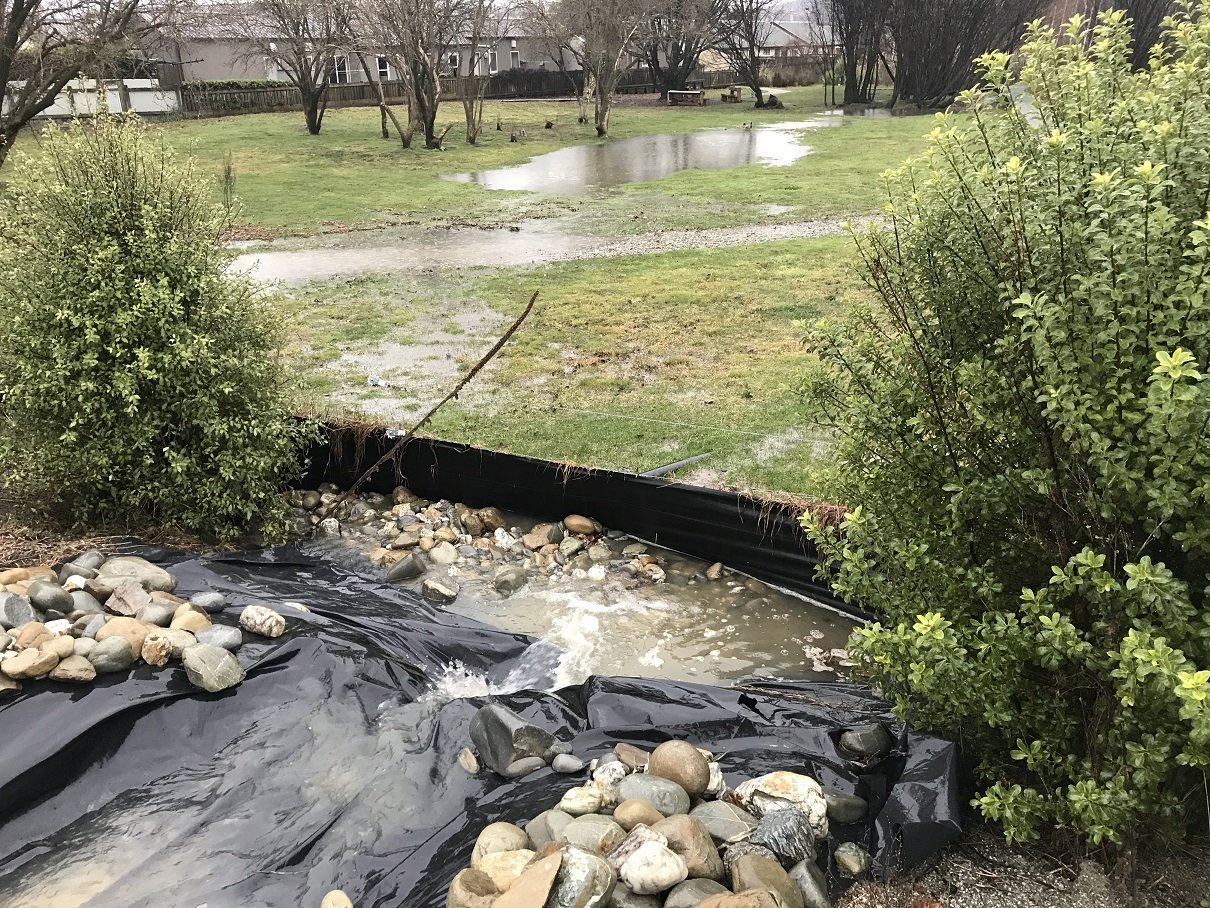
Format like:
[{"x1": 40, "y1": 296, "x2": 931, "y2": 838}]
[{"x1": 232, "y1": 217, "x2": 863, "y2": 283}]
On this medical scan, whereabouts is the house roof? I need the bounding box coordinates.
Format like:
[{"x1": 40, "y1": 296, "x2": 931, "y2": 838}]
[{"x1": 766, "y1": 20, "x2": 814, "y2": 48}]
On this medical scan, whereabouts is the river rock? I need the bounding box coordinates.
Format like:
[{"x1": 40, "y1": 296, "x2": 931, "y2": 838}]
[
  {"x1": 447, "y1": 867, "x2": 499, "y2": 908},
  {"x1": 0, "y1": 674, "x2": 20, "y2": 696},
  {"x1": 317, "y1": 517, "x2": 341, "y2": 538},
  {"x1": 27, "y1": 579, "x2": 73, "y2": 614},
  {"x1": 182, "y1": 643, "x2": 245, "y2": 692},
  {"x1": 615, "y1": 799, "x2": 665, "y2": 832},
  {"x1": 0, "y1": 568, "x2": 28, "y2": 585},
  {"x1": 319, "y1": 892, "x2": 354, "y2": 908},
  {"x1": 730, "y1": 854, "x2": 804, "y2": 908},
  {"x1": 505, "y1": 756, "x2": 546, "y2": 778},
  {"x1": 559, "y1": 537, "x2": 586, "y2": 558},
  {"x1": 96, "y1": 616, "x2": 152, "y2": 655},
  {"x1": 422, "y1": 577, "x2": 460, "y2": 603},
  {"x1": 832, "y1": 842, "x2": 871, "y2": 877},
  {"x1": 102, "y1": 579, "x2": 150, "y2": 616},
  {"x1": 560, "y1": 785, "x2": 607, "y2": 816},
  {"x1": 608, "y1": 881, "x2": 661, "y2": 907},
  {"x1": 789, "y1": 860, "x2": 832, "y2": 908},
  {"x1": 49, "y1": 654, "x2": 96, "y2": 683},
  {"x1": 838, "y1": 725, "x2": 893, "y2": 761},
  {"x1": 43, "y1": 634, "x2": 75, "y2": 659},
  {"x1": 699, "y1": 891, "x2": 780, "y2": 908},
  {"x1": 1, "y1": 647, "x2": 58, "y2": 679},
  {"x1": 492, "y1": 565, "x2": 527, "y2": 595},
  {"x1": 823, "y1": 789, "x2": 867, "y2": 824},
  {"x1": 619, "y1": 841, "x2": 688, "y2": 895},
  {"x1": 616, "y1": 775, "x2": 690, "y2": 817},
  {"x1": 195, "y1": 625, "x2": 243, "y2": 651},
  {"x1": 0, "y1": 594, "x2": 36, "y2": 630},
  {"x1": 82, "y1": 614, "x2": 106, "y2": 639},
  {"x1": 648, "y1": 740, "x2": 711, "y2": 798},
  {"x1": 15, "y1": 621, "x2": 52, "y2": 648},
  {"x1": 614, "y1": 743, "x2": 650, "y2": 770},
  {"x1": 428, "y1": 541, "x2": 459, "y2": 565},
  {"x1": 750, "y1": 808, "x2": 816, "y2": 868},
  {"x1": 496, "y1": 852, "x2": 563, "y2": 908},
  {"x1": 158, "y1": 628, "x2": 198, "y2": 658},
  {"x1": 97, "y1": 556, "x2": 176, "y2": 592},
  {"x1": 527, "y1": 809, "x2": 574, "y2": 849},
  {"x1": 385, "y1": 553, "x2": 427, "y2": 582},
  {"x1": 563, "y1": 514, "x2": 599, "y2": 535},
  {"x1": 479, "y1": 848, "x2": 536, "y2": 891},
  {"x1": 665, "y1": 879, "x2": 731, "y2": 907},
  {"x1": 190, "y1": 591, "x2": 227, "y2": 613},
  {"x1": 563, "y1": 815, "x2": 627, "y2": 855},
  {"x1": 88, "y1": 636, "x2": 135, "y2": 673},
  {"x1": 472, "y1": 822, "x2": 530, "y2": 869},
  {"x1": 549, "y1": 845, "x2": 617, "y2": 908},
  {"x1": 734, "y1": 773, "x2": 828, "y2": 840},
  {"x1": 588, "y1": 543, "x2": 613, "y2": 562},
  {"x1": 170, "y1": 606, "x2": 211, "y2": 633},
  {"x1": 690, "y1": 802, "x2": 759, "y2": 845},
  {"x1": 469, "y1": 703, "x2": 556, "y2": 775},
  {"x1": 72, "y1": 550, "x2": 106, "y2": 571},
  {"x1": 594, "y1": 760, "x2": 630, "y2": 785},
  {"x1": 0, "y1": 633, "x2": 10, "y2": 653},
  {"x1": 239, "y1": 604, "x2": 285, "y2": 638},
  {"x1": 721, "y1": 843, "x2": 778, "y2": 877},
  {"x1": 135, "y1": 603, "x2": 175, "y2": 627},
  {"x1": 73, "y1": 637, "x2": 95, "y2": 658},
  {"x1": 554, "y1": 753, "x2": 586, "y2": 774},
  {"x1": 69, "y1": 590, "x2": 105, "y2": 615},
  {"x1": 141, "y1": 632, "x2": 173, "y2": 666},
  {"x1": 653, "y1": 815, "x2": 724, "y2": 881}
]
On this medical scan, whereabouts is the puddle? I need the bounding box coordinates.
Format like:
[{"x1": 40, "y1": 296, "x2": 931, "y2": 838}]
[{"x1": 444, "y1": 120, "x2": 836, "y2": 194}]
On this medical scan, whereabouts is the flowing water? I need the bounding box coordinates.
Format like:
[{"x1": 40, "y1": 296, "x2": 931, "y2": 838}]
[{"x1": 444, "y1": 119, "x2": 838, "y2": 194}]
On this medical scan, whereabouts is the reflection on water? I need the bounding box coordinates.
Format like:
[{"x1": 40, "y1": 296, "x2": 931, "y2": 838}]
[{"x1": 445, "y1": 120, "x2": 838, "y2": 194}]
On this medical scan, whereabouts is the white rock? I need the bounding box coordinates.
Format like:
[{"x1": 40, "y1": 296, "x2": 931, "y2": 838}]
[
  {"x1": 478, "y1": 848, "x2": 535, "y2": 891},
  {"x1": 734, "y1": 771, "x2": 829, "y2": 840},
  {"x1": 63, "y1": 575, "x2": 86, "y2": 591},
  {"x1": 239, "y1": 605, "x2": 286, "y2": 638},
  {"x1": 593, "y1": 760, "x2": 630, "y2": 785},
  {"x1": 558, "y1": 786, "x2": 605, "y2": 816},
  {"x1": 45, "y1": 619, "x2": 72, "y2": 636},
  {"x1": 619, "y1": 841, "x2": 688, "y2": 895}
]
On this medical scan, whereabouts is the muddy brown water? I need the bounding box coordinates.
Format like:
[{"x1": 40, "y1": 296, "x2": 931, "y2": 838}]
[{"x1": 443, "y1": 119, "x2": 838, "y2": 194}]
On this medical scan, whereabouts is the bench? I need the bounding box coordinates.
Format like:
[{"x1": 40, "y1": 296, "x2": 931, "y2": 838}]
[
  {"x1": 667, "y1": 89, "x2": 706, "y2": 106},
  {"x1": 720, "y1": 85, "x2": 745, "y2": 103}
]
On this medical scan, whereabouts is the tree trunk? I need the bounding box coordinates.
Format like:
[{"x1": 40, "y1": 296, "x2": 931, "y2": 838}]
[
  {"x1": 303, "y1": 93, "x2": 324, "y2": 134},
  {"x1": 0, "y1": 130, "x2": 15, "y2": 168},
  {"x1": 595, "y1": 93, "x2": 611, "y2": 137}
]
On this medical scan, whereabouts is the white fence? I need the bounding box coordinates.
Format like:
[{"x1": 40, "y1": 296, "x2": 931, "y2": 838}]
[{"x1": 3, "y1": 78, "x2": 180, "y2": 120}]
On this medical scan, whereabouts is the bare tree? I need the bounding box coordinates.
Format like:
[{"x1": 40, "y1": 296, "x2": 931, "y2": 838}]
[
  {"x1": 824, "y1": 0, "x2": 887, "y2": 106},
  {"x1": 716, "y1": 0, "x2": 780, "y2": 107},
  {"x1": 219, "y1": 0, "x2": 352, "y2": 135},
  {"x1": 521, "y1": 0, "x2": 591, "y2": 122},
  {"x1": 889, "y1": 0, "x2": 1046, "y2": 108},
  {"x1": 632, "y1": 0, "x2": 722, "y2": 99},
  {"x1": 0, "y1": 0, "x2": 181, "y2": 167},
  {"x1": 1072, "y1": 0, "x2": 1175, "y2": 68},
  {"x1": 456, "y1": 0, "x2": 511, "y2": 143}
]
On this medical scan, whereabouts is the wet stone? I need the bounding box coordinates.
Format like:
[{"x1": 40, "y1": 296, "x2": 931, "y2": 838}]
[
  {"x1": 549, "y1": 845, "x2": 617, "y2": 908},
  {"x1": 789, "y1": 860, "x2": 832, "y2": 908},
  {"x1": 469, "y1": 703, "x2": 556, "y2": 776},
  {"x1": 422, "y1": 577, "x2": 460, "y2": 603},
  {"x1": 492, "y1": 565, "x2": 527, "y2": 595},
  {"x1": 504, "y1": 756, "x2": 546, "y2": 778},
  {"x1": 749, "y1": 808, "x2": 816, "y2": 868},
  {"x1": 527, "y1": 809, "x2": 574, "y2": 850},
  {"x1": 385, "y1": 553, "x2": 427, "y2": 582},
  {"x1": 838, "y1": 725, "x2": 893, "y2": 761},
  {"x1": 616, "y1": 774, "x2": 690, "y2": 817},
  {"x1": 823, "y1": 789, "x2": 867, "y2": 825}
]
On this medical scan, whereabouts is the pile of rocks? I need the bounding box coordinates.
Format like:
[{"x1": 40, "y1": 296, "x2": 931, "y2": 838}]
[
  {"x1": 0, "y1": 552, "x2": 289, "y2": 695},
  {"x1": 451, "y1": 704, "x2": 889, "y2": 908},
  {"x1": 290, "y1": 484, "x2": 734, "y2": 604}
]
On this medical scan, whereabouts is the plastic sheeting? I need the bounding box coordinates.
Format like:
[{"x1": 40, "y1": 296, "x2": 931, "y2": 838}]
[{"x1": 0, "y1": 547, "x2": 961, "y2": 907}]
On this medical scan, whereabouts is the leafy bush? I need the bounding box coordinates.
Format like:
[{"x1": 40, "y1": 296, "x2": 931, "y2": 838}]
[
  {"x1": 0, "y1": 112, "x2": 309, "y2": 540},
  {"x1": 182, "y1": 79, "x2": 296, "y2": 91},
  {"x1": 800, "y1": 7, "x2": 1210, "y2": 847}
]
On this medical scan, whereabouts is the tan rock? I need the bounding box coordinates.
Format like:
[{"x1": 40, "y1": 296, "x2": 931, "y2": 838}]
[
  {"x1": 477, "y1": 849, "x2": 535, "y2": 892},
  {"x1": 6, "y1": 582, "x2": 29, "y2": 596},
  {"x1": 564, "y1": 514, "x2": 598, "y2": 535},
  {"x1": 239, "y1": 604, "x2": 285, "y2": 638},
  {"x1": 445, "y1": 867, "x2": 499, "y2": 908},
  {"x1": 699, "y1": 890, "x2": 781, "y2": 908},
  {"x1": 1, "y1": 648, "x2": 59, "y2": 679},
  {"x1": 170, "y1": 610, "x2": 212, "y2": 633},
  {"x1": 653, "y1": 815, "x2": 724, "y2": 881},
  {"x1": 95, "y1": 617, "x2": 152, "y2": 656},
  {"x1": 319, "y1": 891, "x2": 354, "y2": 908},
  {"x1": 649, "y1": 740, "x2": 711, "y2": 798},
  {"x1": 494, "y1": 853, "x2": 562, "y2": 908},
  {"x1": 49, "y1": 654, "x2": 96, "y2": 683},
  {"x1": 729, "y1": 856, "x2": 803, "y2": 908},
  {"x1": 150, "y1": 590, "x2": 186, "y2": 606},
  {"x1": 0, "y1": 568, "x2": 29, "y2": 585},
  {"x1": 472, "y1": 822, "x2": 530, "y2": 869},
  {"x1": 0, "y1": 674, "x2": 20, "y2": 696},
  {"x1": 141, "y1": 633, "x2": 173, "y2": 666},
  {"x1": 26, "y1": 566, "x2": 56, "y2": 581},
  {"x1": 157, "y1": 628, "x2": 198, "y2": 659},
  {"x1": 14, "y1": 622, "x2": 52, "y2": 649},
  {"x1": 42, "y1": 635, "x2": 76, "y2": 660},
  {"x1": 615, "y1": 799, "x2": 666, "y2": 832}
]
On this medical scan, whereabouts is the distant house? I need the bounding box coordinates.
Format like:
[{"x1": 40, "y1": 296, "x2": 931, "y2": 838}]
[{"x1": 761, "y1": 21, "x2": 820, "y2": 60}]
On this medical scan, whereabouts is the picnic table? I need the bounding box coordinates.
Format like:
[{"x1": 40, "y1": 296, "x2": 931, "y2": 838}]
[
  {"x1": 667, "y1": 89, "x2": 706, "y2": 106},
  {"x1": 721, "y1": 85, "x2": 745, "y2": 103}
]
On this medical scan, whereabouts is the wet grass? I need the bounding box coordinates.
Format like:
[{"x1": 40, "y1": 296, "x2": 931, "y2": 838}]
[{"x1": 291, "y1": 234, "x2": 870, "y2": 494}]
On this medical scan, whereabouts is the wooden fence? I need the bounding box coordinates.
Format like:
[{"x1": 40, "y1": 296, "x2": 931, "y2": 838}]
[{"x1": 179, "y1": 67, "x2": 746, "y2": 118}]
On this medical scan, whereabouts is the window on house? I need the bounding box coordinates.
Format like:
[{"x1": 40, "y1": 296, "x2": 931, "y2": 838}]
[
  {"x1": 377, "y1": 56, "x2": 391, "y2": 81},
  {"x1": 329, "y1": 55, "x2": 348, "y2": 84},
  {"x1": 448, "y1": 52, "x2": 460, "y2": 71},
  {"x1": 488, "y1": 51, "x2": 498, "y2": 73},
  {"x1": 510, "y1": 49, "x2": 520, "y2": 69}
]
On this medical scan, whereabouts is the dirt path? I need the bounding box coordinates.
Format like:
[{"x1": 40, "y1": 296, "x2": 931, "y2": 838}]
[{"x1": 232, "y1": 217, "x2": 861, "y2": 283}]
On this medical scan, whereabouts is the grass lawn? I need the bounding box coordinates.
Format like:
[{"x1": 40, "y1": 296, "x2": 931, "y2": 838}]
[
  {"x1": 9, "y1": 90, "x2": 935, "y2": 236},
  {"x1": 283, "y1": 233, "x2": 870, "y2": 494}
]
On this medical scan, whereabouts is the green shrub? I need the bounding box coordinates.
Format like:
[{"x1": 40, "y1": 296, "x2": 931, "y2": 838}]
[
  {"x1": 800, "y1": 6, "x2": 1210, "y2": 847},
  {"x1": 0, "y1": 112, "x2": 309, "y2": 540}
]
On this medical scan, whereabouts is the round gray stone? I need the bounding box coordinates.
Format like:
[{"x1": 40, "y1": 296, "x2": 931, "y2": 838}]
[
  {"x1": 182, "y1": 644, "x2": 245, "y2": 693},
  {"x1": 552, "y1": 753, "x2": 585, "y2": 774},
  {"x1": 190, "y1": 592, "x2": 227, "y2": 613},
  {"x1": 0, "y1": 593, "x2": 36, "y2": 631},
  {"x1": 135, "y1": 603, "x2": 175, "y2": 628},
  {"x1": 504, "y1": 756, "x2": 546, "y2": 778},
  {"x1": 87, "y1": 636, "x2": 135, "y2": 674},
  {"x1": 194, "y1": 624, "x2": 243, "y2": 652},
  {"x1": 823, "y1": 789, "x2": 868, "y2": 824},
  {"x1": 616, "y1": 774, "x2": 690, "y2": 817},
  {"x1": 664, "y1": 878, "x2": 730, "y2": 908},
  {"x1": 27, "y1": 580, "x2": 73, "y2": 614},
  {"x1": 69, "y1": 590, "x2": 105, "y2": 615}
]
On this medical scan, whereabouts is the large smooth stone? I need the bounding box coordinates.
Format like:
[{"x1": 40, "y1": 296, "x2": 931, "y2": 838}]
[
  {"x1": 135, "y1": 603, "x2": 175, "y2": 627},
  {"x1": 496, "y1": 852, "x2": 563, "y2": 908},
  {"x1": 614, "y1": 743, "x2": 651, "y2": 770},
  {"x1": 14, "y1": 622, "x2": 52, "y2": 648},
  {"x1": 733, "y1": 772, "x2": 828, "y2": 840},
  {"x1": 665, "y1": 879, "x2": 731, "y2": 908},
  {"x1": 469, "y1": 703, "x2": 556, "y2": 775},
  {"x1": 653, "y1": 815, "x2": 724, "y2": 881},
  {"x1": 618, "y1": 841, "x2": 688, "y2": 895},
  {"x1": 549, "y1": 845, "x2": 617, "y2": 908},
  {"x1": 690, "y1": 802, "x2": 759, "y2": 844},
  {"x1": 562, "y1": 815, "x2": 626, "y2": 855},
  {"x1": 95, "y1": 617, "x2": 152, "y2": 656},
  {"x1": 721, "y1": 843, "x2": 778, "y2": 877},
  {"x1": 606, "y1": 825, "x2": 667, "y2": 873},
  {"x1": 615, "y1": 799, "x2": 665, "y2": 832},
  {"x1": 27, "y1": 579, "x2": 73, "y2": 613},
  {"x1": 385, "y1": 553, "x2": 427, "y2": 582},
  {"x1": 838, "y1": 725, "x2": 894, "y2": 761},
  {"x1": 1, "y1": 648, "x2": 58, "y2": 679},
  {"x1": 158, "y1": 628, "x2": 198, "y2": 658},
  {"x1": 195, "y1": 625, "x2": 243, "y2": 651},
  {"x1": 560, "y1": 786, "x2": 607, "y2": 816},
  {"x1": 729, "y1": 855, "x2": 803, "y2": 908},
  {"x1": 190, "y1": 592, "x2": 226, "y2": 613},
  {"x1": 239, "y1": 604, "x2": 285, "y2": 638},
  {"x1": 182, "y1": 643, "x2": 245, "y2": 692},
  {"x1": 68, "y1": 590, "x2": 105, "y2": 615},
  {"x1": 96, "y1": 556, "x2": 176, "y2": 592},
  {"x1": 0, "y1": 593, "x2": 35, "y2": 630},
  {"x1": 789, "y1": 861, "x2": 832, "y2": 908},
  {"x1": 527, "y1": 809, "x2": 574, "y2": 850},
  {"x1": 492, "y1": 565, "x2": 527, "y2": 595},
  {"x1": 648, "y1": 741, "x2": 711, "y2": 798},
  {"x1": 478, "y1": 849, "x2": 536, "y2": 891},
  {"x1": 823, "y1": 789, "x2": 867, "y2": 824},
  {"x1": 749, "y1": 808, "x2": 816, "y2": 868},
  {"x1": 88, "y1": 636, "x2": 135, "y2": 673},
  {"x1": 472, "y1": 822, "x2": 529, "y2": 869},
  {"x1": 616, "y1": 775, "x2": 690, "y2": 817},
  {"x1": 446, "y1": 867, "x2": 499, "y2": 908},
  {"x1": 49, "y1": 654, "x2": 95, "y2": 682}
]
